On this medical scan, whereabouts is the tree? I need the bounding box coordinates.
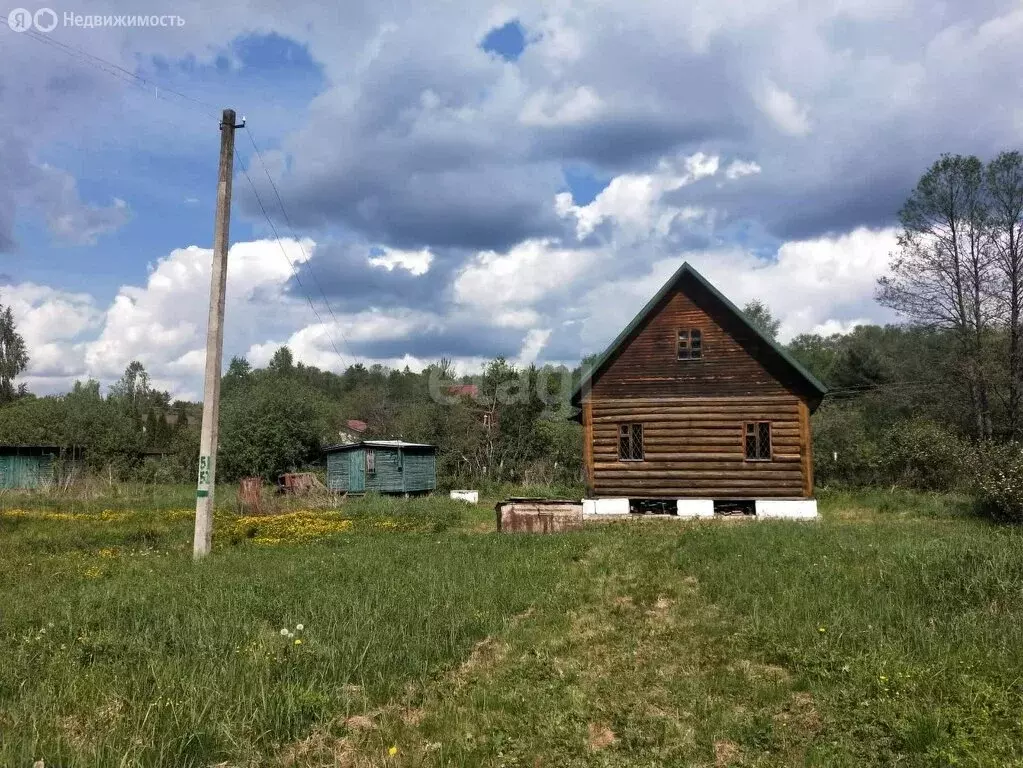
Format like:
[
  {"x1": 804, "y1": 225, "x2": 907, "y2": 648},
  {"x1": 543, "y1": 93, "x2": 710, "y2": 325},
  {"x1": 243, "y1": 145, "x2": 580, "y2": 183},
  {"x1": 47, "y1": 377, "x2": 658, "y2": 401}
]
[
  {"x1": 987, "y1": 151, "x2": 1023, "y2": 436},
  {"x1": 877, "y1": 154, "x2": 995, "y2": 439},
  {"x1": 222, "y1": 356, "x2": 252, "y2": 398},
  {"x1": 0, "y1": 302, "x2": 28, "y2": 403},
  {"x1": 110, "y1": 360, "x2": 151, "y2": 412},
  {"x1": 218, "y1": 375, "x2": 333, "y2": 481},
  {"x1": 268, "y1": 346, "x2": 294, "y2": 375},
  {"x1": 742, "y1": 300, "x2": 781, "y2": 340}
]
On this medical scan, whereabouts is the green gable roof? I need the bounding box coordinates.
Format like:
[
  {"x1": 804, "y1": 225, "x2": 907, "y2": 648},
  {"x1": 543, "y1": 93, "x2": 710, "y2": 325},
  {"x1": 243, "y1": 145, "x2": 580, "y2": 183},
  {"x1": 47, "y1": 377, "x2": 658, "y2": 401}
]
[{"x1": 571, "y1": 261, "x2": 828, "y2": 405}]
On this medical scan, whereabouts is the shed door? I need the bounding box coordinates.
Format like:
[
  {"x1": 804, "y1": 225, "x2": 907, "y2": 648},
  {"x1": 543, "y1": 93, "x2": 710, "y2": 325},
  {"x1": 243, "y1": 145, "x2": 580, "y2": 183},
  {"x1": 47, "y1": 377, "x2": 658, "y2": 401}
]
[{"x1": 348, "y1": 451, "x2": 365, "y2": 493}]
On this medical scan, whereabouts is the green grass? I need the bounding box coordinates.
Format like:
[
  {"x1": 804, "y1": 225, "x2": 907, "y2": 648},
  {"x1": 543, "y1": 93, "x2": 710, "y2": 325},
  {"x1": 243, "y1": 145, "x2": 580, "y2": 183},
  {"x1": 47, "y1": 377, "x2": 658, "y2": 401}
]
[{"x1": 2, "y1": 486, "x2": 1023, "y2": 766}]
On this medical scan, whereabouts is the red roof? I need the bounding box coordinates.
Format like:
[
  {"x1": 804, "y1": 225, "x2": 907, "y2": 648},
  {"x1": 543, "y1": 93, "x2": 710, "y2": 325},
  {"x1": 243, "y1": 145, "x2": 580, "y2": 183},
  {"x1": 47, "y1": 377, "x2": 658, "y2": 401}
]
[
  {"x1": 447, "y1": 384, "x2": 479, "y2": 398},
  {"x1": 345, "y1": 419, "x2": 367, "y2": 432}
]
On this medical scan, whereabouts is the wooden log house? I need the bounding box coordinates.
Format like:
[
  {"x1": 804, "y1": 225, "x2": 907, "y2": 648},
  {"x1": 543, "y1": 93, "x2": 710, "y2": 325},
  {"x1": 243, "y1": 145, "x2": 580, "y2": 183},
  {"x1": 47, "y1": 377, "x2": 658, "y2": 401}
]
[{"x1": 572, "y1": 263, "x2": 827, "y2": 501}]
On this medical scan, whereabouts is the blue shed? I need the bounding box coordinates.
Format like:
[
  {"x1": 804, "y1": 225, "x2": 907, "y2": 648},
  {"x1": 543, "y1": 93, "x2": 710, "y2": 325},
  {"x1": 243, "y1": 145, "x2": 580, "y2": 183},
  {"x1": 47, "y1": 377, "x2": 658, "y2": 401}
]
[{"x1": 325, "y1": 440, "x2": 437, "y2": 495}]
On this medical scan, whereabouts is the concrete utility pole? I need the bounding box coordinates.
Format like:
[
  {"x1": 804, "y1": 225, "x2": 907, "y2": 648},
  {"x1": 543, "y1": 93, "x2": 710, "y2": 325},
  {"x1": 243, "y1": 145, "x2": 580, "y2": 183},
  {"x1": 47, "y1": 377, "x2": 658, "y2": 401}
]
[{"x1": 193, "y1": 108, "x2": 242, "y2": 559}]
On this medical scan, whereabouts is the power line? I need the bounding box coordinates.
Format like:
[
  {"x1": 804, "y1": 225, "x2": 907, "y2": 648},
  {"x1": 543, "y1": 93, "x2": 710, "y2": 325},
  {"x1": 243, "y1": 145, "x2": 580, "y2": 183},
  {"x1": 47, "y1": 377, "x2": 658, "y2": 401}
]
[
  {"x1": 822, "y1": 379, "x2": 938, "y2": 398},
  {"x1": 242, "y1": 125, "x2": 360, "y2": 368},
  {"x1": 235, "y1": 154, "x2": 353, "y2": 372},
  {"x1": 1, "y1": 18, "x2": 221, "y2": 118},
  {"x1": 3, "y1": 17, "x2": 358, "y2": 374}
]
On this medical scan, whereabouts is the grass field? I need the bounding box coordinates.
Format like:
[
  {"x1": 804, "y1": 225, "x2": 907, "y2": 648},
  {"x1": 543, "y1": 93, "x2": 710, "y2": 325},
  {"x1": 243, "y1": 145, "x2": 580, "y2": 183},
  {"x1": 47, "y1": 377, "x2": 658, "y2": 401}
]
[{"x1": 3, "y1": 486, "x2": 1023, "y2": 766}]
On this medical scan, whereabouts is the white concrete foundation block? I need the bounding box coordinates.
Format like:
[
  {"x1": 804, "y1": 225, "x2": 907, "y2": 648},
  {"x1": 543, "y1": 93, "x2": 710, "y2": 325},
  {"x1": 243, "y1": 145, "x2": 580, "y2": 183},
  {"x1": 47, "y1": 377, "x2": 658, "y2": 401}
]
[
  {"x1": 755, "y1": 499, "x2": 818, "y2": 520},
  {"x1": 449, "y1": 490, "x2": 479, "y2": 504},
  {"x1": 676, "y1": 499, "x2": 715, "y2": 518},
  {"x1": 586, "y1": 497, "x2": 630, "y2": 515}
]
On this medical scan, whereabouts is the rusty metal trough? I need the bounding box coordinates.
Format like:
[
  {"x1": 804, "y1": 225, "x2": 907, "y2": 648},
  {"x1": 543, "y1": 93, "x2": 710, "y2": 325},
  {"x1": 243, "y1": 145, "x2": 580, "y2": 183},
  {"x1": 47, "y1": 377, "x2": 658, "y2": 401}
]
[{"x1": 496, "y1": 498, "x2": 583, "y2": 533}]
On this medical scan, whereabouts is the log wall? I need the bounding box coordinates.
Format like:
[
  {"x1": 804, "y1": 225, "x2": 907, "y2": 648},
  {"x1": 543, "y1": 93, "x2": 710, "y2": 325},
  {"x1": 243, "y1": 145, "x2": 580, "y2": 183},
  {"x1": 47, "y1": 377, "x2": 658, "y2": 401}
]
[{"x1": 586, "y1": 395, "x2": 810, "y2": 499}]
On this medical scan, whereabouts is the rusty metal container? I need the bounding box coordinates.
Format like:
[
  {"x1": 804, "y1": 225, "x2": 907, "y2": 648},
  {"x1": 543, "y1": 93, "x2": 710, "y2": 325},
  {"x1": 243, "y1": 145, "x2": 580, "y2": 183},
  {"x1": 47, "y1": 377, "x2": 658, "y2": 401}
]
[
  {"x1": 496, "y1": 498, "x2": 583, "y2": 533},
  {"x1": 239, "y1": 477, "x2": 263, "y2": 512}
]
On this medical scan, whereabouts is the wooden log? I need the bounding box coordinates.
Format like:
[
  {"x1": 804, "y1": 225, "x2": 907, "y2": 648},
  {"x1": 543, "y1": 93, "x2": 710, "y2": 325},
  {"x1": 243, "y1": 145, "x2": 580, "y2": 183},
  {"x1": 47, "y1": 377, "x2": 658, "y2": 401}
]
[
  {"x1": 593, "y1": 395, "x2": 800, "y2": 407},
  {"x1": 593, "y1": 460, "x2": 803, "y2": 472},
  {"x1": 592, "y1": 486, "x2": 802, "y2": 498},
  {"x1": 592, "y1": 412, "x2": 800, "y2": 424},
  {"x1": 593, "y1": 407, "x2": 800, "y2": 419},
  {"x1": 593, "y1": 471, "x2": 803, "y2": 481}
]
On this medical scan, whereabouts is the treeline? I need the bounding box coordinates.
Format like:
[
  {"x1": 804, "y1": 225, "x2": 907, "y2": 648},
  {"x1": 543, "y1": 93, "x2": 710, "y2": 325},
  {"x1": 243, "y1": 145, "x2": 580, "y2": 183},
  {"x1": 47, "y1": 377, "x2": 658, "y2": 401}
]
[{"x1": 0, "y1": 346, "x2": 583, "y2": 488}]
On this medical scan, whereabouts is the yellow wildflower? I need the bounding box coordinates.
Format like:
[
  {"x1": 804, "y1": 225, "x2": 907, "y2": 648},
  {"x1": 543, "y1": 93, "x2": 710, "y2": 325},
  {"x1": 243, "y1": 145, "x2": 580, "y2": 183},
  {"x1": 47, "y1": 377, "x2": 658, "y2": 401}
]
[{"x1": 388, "y1": 746, "x2": 398, "y2": 756}]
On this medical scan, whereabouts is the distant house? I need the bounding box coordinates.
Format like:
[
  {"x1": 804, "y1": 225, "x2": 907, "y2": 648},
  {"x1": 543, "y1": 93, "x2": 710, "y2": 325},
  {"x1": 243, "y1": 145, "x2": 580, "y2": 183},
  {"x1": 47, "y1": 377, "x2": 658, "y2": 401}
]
[
  {"x1": 325, "y1": 440, "x2": 437, "y2": 495},
  {"x1": 447, "y1": 384, "x2": 496, "y2": 429},
  {"x1": 337, "y1": 419, "x2": 368, "y2": 444},
  {"x1": 572, "y1": 262, "x2": 826, "y2": 506},
  {"x1": 447, "y1": 384, "x2": 479, "y2": 398},
  {"x1": 0, "y1": 445, "x2": 61, "y2": 489}
]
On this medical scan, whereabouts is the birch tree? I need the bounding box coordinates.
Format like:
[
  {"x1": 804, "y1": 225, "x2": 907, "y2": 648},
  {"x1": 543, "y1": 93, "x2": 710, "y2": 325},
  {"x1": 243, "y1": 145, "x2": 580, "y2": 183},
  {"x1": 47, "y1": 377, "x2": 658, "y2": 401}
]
[
  {"x1": 877, "y1": 154, "x2": 995, "y2": 438},
  {"x1": 0, "y1": 302, "x2": 28, "y2": 403},
  {"x1": 987, "y1": 151, "x2": 1023, "y2": 436}
]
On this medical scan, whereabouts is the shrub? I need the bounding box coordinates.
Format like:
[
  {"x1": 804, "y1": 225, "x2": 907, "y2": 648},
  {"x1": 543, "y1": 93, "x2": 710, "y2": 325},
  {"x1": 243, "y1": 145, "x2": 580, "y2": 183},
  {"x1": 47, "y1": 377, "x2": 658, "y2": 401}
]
[
  {"x1": 878, "y1": 418, "x2": 969, "y2": 492},
  {"x1": 967, "y1": 441, "x2": 1023, "y2": 523},
  {"x1": 814, "y1": 409, "x2": 969, "y2": 491}
]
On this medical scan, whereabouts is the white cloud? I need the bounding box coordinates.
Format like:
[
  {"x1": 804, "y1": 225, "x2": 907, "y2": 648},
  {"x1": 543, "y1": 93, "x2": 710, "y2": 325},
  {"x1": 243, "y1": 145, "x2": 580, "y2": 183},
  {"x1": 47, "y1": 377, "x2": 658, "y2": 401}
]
[
  {"x1": 454, "y1": 238, "x2": 596, "y2": 310},
  {"x1": 368, "y1": 247, "x2": 434, "y2": 276},
  {"x1": 519, "y1": 85, "x2": 604, "y2": 126},
  {"x1": 515, "y1": 328, "x2": 552, "y2": 367},
  {"x1": 83, "y1": 237, "x2": 315, "y2": 383},
  {"x1": 724, "y1": 159, "x2": 762, "y2": 180},
  {"x1": 556, "y1": 151, "x2": 719, "y2": 239},
  {"x1": 757, "y1": 79, "x2": 812, "y2": 136}
]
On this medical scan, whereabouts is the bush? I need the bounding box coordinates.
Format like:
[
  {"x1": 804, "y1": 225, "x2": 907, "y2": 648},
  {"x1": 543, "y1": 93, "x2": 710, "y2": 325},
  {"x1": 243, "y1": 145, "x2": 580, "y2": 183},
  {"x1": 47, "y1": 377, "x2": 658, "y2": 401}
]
[
  {"x1": 877, "y1": 418, "x2": 969, "y2": 492},
  {"x1": 967, "y1": 441, "x2": 1023, "y2": 523},
  {"x1": 814, "y1": 408, "x2": 968, "y2": 491}
]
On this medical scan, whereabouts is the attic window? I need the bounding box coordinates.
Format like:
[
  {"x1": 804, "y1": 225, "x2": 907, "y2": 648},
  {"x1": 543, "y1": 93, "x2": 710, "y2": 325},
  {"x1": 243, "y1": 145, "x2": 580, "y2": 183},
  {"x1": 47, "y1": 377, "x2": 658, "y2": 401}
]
[
  {"x1": 618, "y1": 423, "x2": 644, "y2": 461},
  {"x1": 677, "y1": 329, "x2": 703, "y2": 360},
  {"x1": 744, "y1": 422, "x2": 772, "y2": 461}
]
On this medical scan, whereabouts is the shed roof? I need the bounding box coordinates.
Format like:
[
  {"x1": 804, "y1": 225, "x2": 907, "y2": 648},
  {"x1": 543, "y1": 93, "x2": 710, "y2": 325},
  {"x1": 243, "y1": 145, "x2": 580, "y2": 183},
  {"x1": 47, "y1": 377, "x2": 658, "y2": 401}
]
[
  {"x1": 447, "y1": 383, "x2": 479, "y2": 398},
  {"x1": 324, "y1": 440, "x2": 437, "y2": 452},
  {"x1": 0, "y1": 444, "x2": 62, "y2": 451},
  {"x1": 570, "y1": 261, "x2": 828, "y2": 406}
]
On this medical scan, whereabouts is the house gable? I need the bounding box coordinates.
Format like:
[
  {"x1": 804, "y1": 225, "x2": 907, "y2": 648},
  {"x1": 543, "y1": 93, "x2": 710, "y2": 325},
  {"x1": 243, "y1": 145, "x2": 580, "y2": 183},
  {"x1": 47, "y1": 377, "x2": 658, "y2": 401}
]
[{"x1": 573, "y1": 263, "x2": 826, "y2": 408}]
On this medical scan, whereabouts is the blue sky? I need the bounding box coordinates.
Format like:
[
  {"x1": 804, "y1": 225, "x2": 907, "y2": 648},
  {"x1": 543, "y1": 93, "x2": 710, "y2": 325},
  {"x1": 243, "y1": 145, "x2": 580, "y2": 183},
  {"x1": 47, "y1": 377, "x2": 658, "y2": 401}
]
[{"x1": 1, "y1": 0, "x2": 1021, "y2": 398}]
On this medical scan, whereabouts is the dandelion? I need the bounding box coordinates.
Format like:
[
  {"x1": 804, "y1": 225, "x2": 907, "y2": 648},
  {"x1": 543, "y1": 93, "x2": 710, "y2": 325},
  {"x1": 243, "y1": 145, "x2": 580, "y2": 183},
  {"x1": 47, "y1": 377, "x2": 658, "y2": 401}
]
[
  {"x1": 818, "y1": 626, "x2": 826, "y2": 633},
  {"x1": 287, "y1": 631, "x2": 295, "y2": 639},
  {"x1": 296, "y1": 623, "x2": 304, "y2": 631},
  {"x1": 294, "y1": 639, "x2": 302, "y2": 645},
  {"x1": 280, "y1": 628, "x2": 289, "y2": 637},
  {"x1": 388, "y1": 746, "x2": 398, "y2": 756}
]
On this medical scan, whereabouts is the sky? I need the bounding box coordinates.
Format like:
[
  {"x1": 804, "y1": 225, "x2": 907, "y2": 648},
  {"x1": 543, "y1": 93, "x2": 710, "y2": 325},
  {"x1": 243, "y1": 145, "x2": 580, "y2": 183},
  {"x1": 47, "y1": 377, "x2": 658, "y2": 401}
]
[{"x1": 1, "y1": 0, "x2": 1021, "y2": 400}]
